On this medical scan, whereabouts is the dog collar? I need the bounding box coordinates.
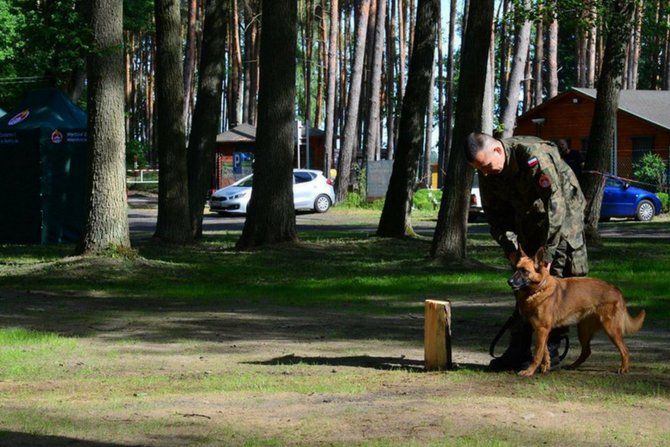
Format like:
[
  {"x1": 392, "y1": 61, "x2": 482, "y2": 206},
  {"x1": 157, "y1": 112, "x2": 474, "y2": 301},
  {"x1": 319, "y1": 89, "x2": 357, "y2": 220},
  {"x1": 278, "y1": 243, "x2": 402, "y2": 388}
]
[{"x1": 526, "y1": 278, "x2": 550, "y2": 303}]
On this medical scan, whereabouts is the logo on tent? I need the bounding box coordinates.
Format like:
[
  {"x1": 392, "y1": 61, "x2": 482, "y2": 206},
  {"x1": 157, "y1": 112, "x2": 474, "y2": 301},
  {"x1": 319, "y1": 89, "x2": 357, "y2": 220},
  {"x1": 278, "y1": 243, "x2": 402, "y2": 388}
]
[
  {"x1": 51, "y1": 129, "x2": 63, "y2": 144},
  {"x1": 8, "y1": 109, "x2": 30, "y2": 126}
]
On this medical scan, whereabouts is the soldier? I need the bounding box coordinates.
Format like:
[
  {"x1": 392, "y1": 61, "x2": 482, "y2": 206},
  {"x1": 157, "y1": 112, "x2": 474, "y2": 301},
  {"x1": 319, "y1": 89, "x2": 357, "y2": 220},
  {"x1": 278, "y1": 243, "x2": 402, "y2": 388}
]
[{"x1": 465, "y1": 132, "x2": 588, "y2": 372}]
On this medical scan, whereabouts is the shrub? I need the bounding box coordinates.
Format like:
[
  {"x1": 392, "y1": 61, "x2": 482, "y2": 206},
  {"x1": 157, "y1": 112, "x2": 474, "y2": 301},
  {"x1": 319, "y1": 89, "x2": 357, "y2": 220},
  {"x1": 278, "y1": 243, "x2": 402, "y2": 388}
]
[
  {"x1": 633, "y1": 152, "x2": 666, "y2": 191},
  {"x1": 126, "y1": 140, "x2": 151, "y2": 169},
  {"x1": 413, "y1": 188, "x2": 442, "y2": 211},
  {"x1": 657, "y1": 192, "x2": 669, "y2": 213}
]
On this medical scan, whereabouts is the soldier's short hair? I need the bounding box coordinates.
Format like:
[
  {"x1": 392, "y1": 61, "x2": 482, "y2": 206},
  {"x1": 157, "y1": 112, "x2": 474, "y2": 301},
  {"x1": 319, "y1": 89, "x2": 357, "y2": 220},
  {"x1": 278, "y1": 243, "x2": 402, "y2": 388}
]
[{"x1": 464, "y1": 132, "x2": 498, "y2": 162}]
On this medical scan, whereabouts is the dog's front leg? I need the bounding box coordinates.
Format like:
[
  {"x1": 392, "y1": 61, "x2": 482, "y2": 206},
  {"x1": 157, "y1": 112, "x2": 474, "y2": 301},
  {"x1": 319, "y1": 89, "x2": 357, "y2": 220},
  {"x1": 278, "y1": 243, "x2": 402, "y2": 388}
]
[{"x1": 519, "y1": 326, "x2": 550, "y2": 377}]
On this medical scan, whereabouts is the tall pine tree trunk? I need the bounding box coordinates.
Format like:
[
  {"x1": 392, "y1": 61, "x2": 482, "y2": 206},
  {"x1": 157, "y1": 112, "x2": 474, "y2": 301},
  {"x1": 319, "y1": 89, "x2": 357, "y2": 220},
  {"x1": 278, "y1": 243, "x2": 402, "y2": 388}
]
[
  {"x1": 534, "y1": 4, "x2": 544, "y2": 106},
  {"x1": 187, "y1": 0, "x2": 227, "y2": 238},
  {"x1": 154, "y1": 0, "x2": 192, "y2": 244},
  {"x1": 581, "y1": 0, "x2": 636, "y2": 245},
  {"x1": 183, "y1": 0, "x2": 198, "y2": 127},
  {"x1": 364, "y1": 0, "x2": 387, "y2": 161},
  {"x1": 335, "y1": 0, "x2": 370, "y2": 202},
  {"x1": 78, "y1": 0, "x2": 130, "y2": 254},
  {"x1": 431, "y1": 0, "x2": 493, "y2": 260},
  {"x1": 377, "y1": 0, "x2": 439, "y2": 237},
  {"x1": 323, "y1": 0, "x2": 339, "y2": 176},
  {"x1": 499, "y1": 0, "x2": 531, "y2": 138},
  {"x1": 236, "y1": 0, "x2": 298, "y2": 249},
  {"x1": 228, "y1": 0, "x2": 242, "y2": 127},
  {"x1": 385, "y1": 0, "x2": 397, "y2": 159},
  {"x1": 547, "y1": 0, "x2": 559, "y2": 98}
]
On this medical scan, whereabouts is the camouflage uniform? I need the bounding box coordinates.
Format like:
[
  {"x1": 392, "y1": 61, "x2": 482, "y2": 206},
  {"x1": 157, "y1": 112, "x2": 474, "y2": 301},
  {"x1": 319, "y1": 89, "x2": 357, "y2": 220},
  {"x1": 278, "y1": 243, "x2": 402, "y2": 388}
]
[{"x1": 480, "y1": 136, "x2": 588, "y2": 277}]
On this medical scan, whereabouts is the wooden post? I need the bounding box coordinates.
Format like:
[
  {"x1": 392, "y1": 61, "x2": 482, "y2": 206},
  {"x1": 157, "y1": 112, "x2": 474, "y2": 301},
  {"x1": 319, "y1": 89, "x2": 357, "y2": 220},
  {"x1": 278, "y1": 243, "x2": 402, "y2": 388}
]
[{"x1": 424, "y1": 299, "x2": 452, "y2": 371}]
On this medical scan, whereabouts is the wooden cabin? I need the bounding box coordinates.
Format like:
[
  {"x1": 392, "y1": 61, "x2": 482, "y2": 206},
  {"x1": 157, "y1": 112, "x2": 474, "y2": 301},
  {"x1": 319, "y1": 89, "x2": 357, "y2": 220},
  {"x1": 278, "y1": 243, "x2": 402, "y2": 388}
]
[
  {"x1": 514, "y1": 88, "x2": 670, "y2": 179},
  {"x1": 213, "y1": 123, "x2": 326, "y2": 189}
]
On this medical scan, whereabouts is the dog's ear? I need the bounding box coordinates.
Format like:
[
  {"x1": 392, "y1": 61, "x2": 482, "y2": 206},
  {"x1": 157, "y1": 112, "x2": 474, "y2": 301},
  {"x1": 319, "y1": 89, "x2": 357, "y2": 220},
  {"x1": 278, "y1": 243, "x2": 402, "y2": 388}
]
[{"x1": 508, "y1": 249, "x2": 521, "y2": 266}]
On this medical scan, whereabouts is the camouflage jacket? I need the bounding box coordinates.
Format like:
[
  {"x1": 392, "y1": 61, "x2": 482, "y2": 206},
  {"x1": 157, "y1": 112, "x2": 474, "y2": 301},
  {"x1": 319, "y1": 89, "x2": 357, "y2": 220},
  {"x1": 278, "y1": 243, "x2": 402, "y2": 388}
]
[{"x1": 480, "y1": 136, "x2": 586, "y2": 263}]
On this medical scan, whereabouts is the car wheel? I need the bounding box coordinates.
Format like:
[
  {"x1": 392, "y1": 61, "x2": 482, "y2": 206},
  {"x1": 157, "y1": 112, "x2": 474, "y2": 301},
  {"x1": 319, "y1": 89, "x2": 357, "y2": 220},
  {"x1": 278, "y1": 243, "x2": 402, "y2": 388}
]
[
  {"x1": 635, "y1": 199, "x2": 655, "y2": 222},
  {"x1": 314, "y1": 194, "x2": 332, "y2": 213}
]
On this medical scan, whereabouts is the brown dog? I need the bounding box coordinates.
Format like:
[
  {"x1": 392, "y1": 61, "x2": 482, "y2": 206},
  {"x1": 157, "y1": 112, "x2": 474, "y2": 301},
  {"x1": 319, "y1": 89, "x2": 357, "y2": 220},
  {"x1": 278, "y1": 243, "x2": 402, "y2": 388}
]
[{"x1": 508, "y1": 247, "x2": 645, "y2": 377}]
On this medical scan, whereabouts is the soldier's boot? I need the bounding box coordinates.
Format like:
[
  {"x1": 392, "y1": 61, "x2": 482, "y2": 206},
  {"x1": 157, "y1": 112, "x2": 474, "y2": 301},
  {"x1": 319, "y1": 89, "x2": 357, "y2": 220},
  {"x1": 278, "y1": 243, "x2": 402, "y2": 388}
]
[
  {"x1": 547, "y1": 327, "x2": 570, "y2": 371},
  {"x1": 489, "y1": 319, "x2": 569, "y2": 372},
  {"x1": 488, "y1": 318, "x2": 533, "y2": 372}
]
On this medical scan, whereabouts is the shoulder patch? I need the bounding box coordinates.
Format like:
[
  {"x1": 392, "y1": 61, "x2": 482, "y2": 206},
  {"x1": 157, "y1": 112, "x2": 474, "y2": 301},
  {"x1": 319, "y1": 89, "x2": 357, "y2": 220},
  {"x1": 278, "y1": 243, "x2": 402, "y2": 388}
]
[
  {"x1": 539, "y1": 174, "x2": 551, "y2": 189},
  {"x1": 527, "y1": 156, "x2": 539, "y2": 168}
]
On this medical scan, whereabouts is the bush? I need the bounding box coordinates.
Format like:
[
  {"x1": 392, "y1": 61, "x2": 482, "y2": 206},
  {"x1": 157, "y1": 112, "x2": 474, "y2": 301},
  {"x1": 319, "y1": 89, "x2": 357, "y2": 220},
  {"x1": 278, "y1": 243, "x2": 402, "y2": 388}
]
[
  {"x1": 413, "y1": 188, "x2": 442, "y2": 211},
  {"x1": 126, "y1": 140, "x2": 151, "y2": 169},
  {"x1": 337, "y1": 192, "x2": 366, "y2": 209},
  {"x1": 633, "y1": 152, "x2": 666, "y2": 191},
  {"x1": 657, "y1": 192, "x2": 669, "y2": 213}
]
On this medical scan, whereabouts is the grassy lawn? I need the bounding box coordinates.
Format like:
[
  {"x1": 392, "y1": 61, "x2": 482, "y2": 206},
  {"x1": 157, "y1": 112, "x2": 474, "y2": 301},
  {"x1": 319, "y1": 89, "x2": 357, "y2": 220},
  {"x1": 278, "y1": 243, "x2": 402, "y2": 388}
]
[{"x1": 0, "y1": 208, "x2": 668, "y2": 446}]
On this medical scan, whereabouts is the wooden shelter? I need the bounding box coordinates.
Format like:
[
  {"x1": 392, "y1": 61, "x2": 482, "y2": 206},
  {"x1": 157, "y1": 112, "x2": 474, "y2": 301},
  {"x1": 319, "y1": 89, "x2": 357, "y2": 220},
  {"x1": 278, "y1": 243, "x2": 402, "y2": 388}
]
[
  {"x1": 213, "y1": 123, "x2": 326, "y2": 189},
  {"x1": 514, "y1": 88, "x2": 670, "y2": 179}
]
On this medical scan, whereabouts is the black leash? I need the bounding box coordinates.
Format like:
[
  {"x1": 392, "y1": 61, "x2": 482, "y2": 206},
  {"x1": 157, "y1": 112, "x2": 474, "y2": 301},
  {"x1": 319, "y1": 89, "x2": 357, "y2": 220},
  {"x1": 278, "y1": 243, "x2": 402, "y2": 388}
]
[
  {"x1": 489, "y1": 317, "x2": 570, "y2": 361},
  {"x1": 489, "y1": 315, "x2": 515, "y2": 358}
]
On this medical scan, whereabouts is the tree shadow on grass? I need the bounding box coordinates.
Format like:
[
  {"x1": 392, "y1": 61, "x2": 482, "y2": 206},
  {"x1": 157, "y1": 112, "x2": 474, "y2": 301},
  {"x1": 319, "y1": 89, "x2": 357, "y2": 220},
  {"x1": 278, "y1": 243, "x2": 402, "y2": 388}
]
[
  {"x1": 249, "y1": 353, "x2": 425, "y2": 371},
  {"x1": 0, "y1": 431, "x2": 146, "y2": 447}
]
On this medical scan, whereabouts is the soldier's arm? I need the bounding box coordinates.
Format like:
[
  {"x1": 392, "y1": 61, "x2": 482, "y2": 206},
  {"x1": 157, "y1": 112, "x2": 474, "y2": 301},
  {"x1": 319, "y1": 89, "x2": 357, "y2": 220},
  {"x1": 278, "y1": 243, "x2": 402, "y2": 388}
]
[{"x1": 528, "y1": 153, "x2": 566, "y2": 264}]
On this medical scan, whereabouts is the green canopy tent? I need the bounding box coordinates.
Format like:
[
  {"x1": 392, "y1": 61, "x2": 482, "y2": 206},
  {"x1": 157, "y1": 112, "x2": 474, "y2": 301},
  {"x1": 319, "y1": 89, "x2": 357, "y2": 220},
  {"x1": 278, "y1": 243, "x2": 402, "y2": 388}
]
[{"x1": 0, "y1": 88, "x2": 88, "y2": 244}]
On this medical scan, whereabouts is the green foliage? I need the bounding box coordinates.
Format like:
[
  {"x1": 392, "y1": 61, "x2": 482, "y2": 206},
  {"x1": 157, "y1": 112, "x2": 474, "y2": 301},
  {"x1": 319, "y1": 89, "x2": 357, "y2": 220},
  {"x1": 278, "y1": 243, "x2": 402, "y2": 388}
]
[
  {"x1": 126, "y1": 140, "x2": 151, "y2": 169},
  {"x1": 0, "y1": 0, "x2": 22, "y2": 66},
  {"x1": 412, "y1": 188, "x2": 442, "y2": 211},
  {"x1": 0, "y1": 0, "x2": 90, "y2": 105},
  {"x1": 338, "y1": 192, "x2": 366, "y2": 208},
  {"x1": 657, "y1": 193, "x2": 669, "y2": 213},
  {"x1": 123, "y1": 0, "x2": 154, "y2": 32},
  {"x1": 633, "y1": 152, "x2": 667, "y2": 190}
]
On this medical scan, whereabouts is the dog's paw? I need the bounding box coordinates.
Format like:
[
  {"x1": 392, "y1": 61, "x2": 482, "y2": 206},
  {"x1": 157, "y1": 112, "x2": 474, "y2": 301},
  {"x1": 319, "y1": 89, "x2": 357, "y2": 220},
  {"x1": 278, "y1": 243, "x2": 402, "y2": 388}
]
[
  {"x1": 518, "y1": 368, "x2": 536, "y2": 377},
  {"x1": 617, "y1": 366, "x2": 630, "y2": 374}
]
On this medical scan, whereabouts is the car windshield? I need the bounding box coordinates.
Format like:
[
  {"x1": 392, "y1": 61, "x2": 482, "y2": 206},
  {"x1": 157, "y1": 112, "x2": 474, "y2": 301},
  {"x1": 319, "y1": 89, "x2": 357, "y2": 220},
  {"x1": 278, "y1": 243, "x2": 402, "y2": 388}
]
[{"x1": 605, "y1": 178, "x2": 623, "y2": 188}]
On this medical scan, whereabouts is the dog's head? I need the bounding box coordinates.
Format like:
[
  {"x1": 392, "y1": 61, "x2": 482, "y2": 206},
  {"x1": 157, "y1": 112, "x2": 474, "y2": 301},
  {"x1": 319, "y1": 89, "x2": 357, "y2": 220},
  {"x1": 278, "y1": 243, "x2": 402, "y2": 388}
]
[{"x1": 507, "y1": 247, "x2": 549, "y2": 292}]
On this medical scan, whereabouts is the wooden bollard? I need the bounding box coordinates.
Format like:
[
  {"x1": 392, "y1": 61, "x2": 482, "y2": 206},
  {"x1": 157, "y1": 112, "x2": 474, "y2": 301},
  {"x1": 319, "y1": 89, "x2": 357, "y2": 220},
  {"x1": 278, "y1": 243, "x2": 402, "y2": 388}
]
[{"x1": 424, "y1": 299, "x2": 452, "y2": 371}]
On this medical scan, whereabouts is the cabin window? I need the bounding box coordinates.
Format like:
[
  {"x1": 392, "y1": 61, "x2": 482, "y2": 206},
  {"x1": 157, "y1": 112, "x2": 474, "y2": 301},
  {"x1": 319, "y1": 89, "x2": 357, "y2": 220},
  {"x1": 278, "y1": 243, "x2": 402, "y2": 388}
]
[{"x1": 631, "y1": 136, "x2": 655, "y2": 166}]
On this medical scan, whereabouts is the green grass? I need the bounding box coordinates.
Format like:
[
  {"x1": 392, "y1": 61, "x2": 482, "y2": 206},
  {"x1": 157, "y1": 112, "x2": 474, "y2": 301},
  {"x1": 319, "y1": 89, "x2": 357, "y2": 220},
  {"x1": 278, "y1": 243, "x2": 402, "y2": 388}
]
[{"x1": 0, "y1": 215, "x2": 669, "y2": 446}]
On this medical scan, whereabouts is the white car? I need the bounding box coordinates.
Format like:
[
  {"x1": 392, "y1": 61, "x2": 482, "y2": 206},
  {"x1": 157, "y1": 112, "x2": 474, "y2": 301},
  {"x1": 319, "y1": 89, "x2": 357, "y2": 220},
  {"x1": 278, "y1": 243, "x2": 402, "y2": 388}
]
[{"x1": 209, "y1": 169, "x2": 336, "y2": 215}]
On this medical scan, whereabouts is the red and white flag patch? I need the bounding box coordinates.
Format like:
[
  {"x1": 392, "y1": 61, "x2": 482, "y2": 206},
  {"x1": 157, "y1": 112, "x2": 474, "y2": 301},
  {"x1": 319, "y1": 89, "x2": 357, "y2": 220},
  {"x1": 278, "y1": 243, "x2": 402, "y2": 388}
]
[{"x1": 527, "y1": 156, "x2": 539, "y2": 168}]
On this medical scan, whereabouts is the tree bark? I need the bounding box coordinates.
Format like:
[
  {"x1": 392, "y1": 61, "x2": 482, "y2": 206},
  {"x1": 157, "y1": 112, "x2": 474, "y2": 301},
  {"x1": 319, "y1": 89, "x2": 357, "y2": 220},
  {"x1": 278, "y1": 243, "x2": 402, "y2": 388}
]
[
  {"x1": 323, "y1": 0, "x2": 339, "y2": 176},
  {"x1": 547, "y1": 0, "x2": 559, "y2": 98},
  {"x1": 438, "y1": 0, "x2": 457, "y2": 187},
  {"x1": 153, "y1": 0, "x2": 192, "y2": 244},
  {"x1": 187, "y1": 0, "x2": 227, "y2": 239},
  {"x1": 587, "y1": 1, "x2": 598, "y2": 88},
  {"x1": 534, "y1": 3, "x2": 544, "y2": 106},
  {"x1": 499, "y1": 0, "x2": 531, "y2": 138},
  {"x1": 242, "y1": 0, "x2": 260, "y2": 126},
  {"x1": 581, "y1": 0, "x2": 636, "y2": 245},
  {"x1": 183, "y1": 0, "x2": 198, "y2": 127},
  {"x1": 431, "y1": 0, "x2": 493, "y2": 259},
  {"x1": 386, "y1": 0, "x2": 397, "y2": 159},
  {"x1": 228, "y1": 0, "x2": 242, "y2": 127},
  {"x1": 364, "y1": 0, "x2": 387, "y2": 161},
  {"x1": 377, "y1": 0, "x2": 439, "y2": 237},
  {"x1": 236, "y1": 0, "x2": 298, "y2": 249},
  {"x1": 334, "y1": 0, "x2": 371, "y2": 202},
  {"x1": 77, "y1": 0, "x2": 130, "y2": 254}
]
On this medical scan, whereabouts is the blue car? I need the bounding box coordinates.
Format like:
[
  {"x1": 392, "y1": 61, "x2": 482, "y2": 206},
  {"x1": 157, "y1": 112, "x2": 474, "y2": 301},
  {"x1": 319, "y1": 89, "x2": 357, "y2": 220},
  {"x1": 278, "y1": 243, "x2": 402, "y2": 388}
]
[{"x1": 601, "y1": 176, "x2": 662, "y2": 222}]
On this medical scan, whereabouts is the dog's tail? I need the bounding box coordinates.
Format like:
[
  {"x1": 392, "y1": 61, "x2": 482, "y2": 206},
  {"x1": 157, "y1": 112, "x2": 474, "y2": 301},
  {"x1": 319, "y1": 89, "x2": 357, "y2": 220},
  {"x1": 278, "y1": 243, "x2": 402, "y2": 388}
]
[{"x1": 623, "y1": 309, "x2": 646, "y2": 335}]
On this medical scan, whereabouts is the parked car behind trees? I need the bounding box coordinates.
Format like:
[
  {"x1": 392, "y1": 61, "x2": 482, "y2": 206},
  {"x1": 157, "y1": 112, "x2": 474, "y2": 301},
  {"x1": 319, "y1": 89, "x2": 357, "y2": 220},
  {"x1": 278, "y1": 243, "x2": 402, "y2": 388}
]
[
  {"x1": 209, "y1": 169, "x2": 335, "y2": 215},
  {"x1": 600, "y1": 175, "x2": 662, "y2": 222}
]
